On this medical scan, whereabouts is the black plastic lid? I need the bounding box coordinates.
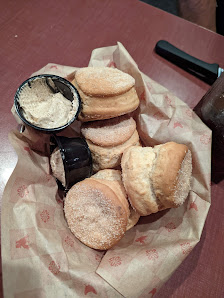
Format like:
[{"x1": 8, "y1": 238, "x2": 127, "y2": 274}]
[{"x1": 50, "y1": 135, "x2": 92, "y2": 190}]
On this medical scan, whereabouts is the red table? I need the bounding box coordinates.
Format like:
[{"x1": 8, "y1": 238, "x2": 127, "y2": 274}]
[{"x1": 1, "y1": 0, "x2": 224, "y2": 297}]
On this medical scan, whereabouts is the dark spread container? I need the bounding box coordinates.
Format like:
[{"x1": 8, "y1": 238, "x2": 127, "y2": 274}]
[
  {"x1": 14, "y1": 74, "x2": 81, "y2": 133},
  {"x1": 50, "y1": 135, "x2": 92, "y2": 191}
]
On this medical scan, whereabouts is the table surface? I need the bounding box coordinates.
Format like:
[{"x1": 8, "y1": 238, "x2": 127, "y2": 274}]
[{"x1": 1, "y1": 0, "x2": 224, "y2": 297}]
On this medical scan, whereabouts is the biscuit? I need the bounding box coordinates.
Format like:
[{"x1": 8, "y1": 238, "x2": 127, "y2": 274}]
[
  {"x1": 72, "y1": 67, "x2": 140, "y2": 121},
  {"x1": 121, "y1": 142, "x2": 192, "y2": 216},
  {"x1": 87, "y1": 129, "x2": 140, "y2": 172},
  {"x1": 81, "y1": 115, "x2": 140, "y2": 172},
  {"x1": 152, "y1": 142, "x2": 192, "y2": 208},
  {"x1": 81, "y1": 115, "x2": 136, "y2": 147},
  {"x1": 64, "y1": 178, "x2": 128, "y2": 250},
  {"x1": 92, "y1": 169, "x2": 140, "y2": 230}
]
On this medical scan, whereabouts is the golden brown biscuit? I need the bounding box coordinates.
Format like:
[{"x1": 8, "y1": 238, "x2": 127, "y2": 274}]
[
  {"x1": 152, "y1": 142, "x2": 192, "y2": 208},
  {"x1": 81, "y1": 115, "x2": 140, "y2": 171},
  {"x1": 72, "y1": 67, "x2": 140, "y2": 121},
  {"x1": 90, "y1": 178, "x2": 130, "y2": 219},
  {"x1": 121, "y1": 146, "x2": 161, "y2": 215},
  {"x1": 64, "y1": 178, "x2": 128, "y2": 250},
  {"x1": 121, "y1": 142, "x2": 192, "y2": 216},
  {"x1": 81, "y1": 115, "x2": 136, "y2": 147},
  {"x1": 87, "y1": 129, "x2": 140, "y2": 172},
  {"x1": 92, "y1": 169, "x2": 140, "y2": 230}
]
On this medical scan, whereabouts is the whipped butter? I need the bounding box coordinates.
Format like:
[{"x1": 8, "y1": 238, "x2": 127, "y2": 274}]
[{"x1": 19, "y1": 77, "x2": 79, "y2": 128}]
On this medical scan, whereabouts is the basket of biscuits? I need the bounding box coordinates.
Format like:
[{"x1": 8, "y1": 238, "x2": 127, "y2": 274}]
[{"x1": 2, "y1": 43, "x2": 211, "y2": 297}]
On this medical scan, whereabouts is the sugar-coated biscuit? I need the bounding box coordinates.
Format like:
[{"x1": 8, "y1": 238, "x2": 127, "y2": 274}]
[
  {"x1": 92, "y1": 169, "x2": 140, "y2": 230},
  {"x1": 87, "y1": 129, "x2": 140, "y2": 172},
  {"x1": 81, "y1": 115, "x2": 140, "y2": 172},
  {"x1": 64, "y1": 178, "x2": 128, "y2": 250},
  {"x1": 121, "y1": 142, "x2": 192, "y2": 216},
  {"x1": 72, "y1": 67, "x2": 140, "y2": 121},
  {"x1": 81, "y1": 115, "x2": 136, "y2": 147}
]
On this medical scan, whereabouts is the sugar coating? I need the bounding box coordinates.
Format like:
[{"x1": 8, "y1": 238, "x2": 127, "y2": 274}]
[
  {"x1": 92, "y1": 169, "x2": 122, "y2": 181},
  {"x1": 75, "y1": 67, "x2": 135, "y2": 96},
  {"x1": 87, "y1": 129, "x2": 140, "y2": 172},
  {"x1": 81, "y1": 115, "x2": 136, "y2": 146},
  {"x1": 153, "y1": 143, "x2": 192, "y2": 207},
  {"x1": 64, "y1": 181, "x2": 126, "y2": 249},
  {"x1": 92, "y1": 169, "x2": 140, "y2": 230},
  {"x1": 19, "y1": 78, "x2": 79, "y2": 128},
  {"x1": 174, "y1": 150, "x2": 192, "y2": 205}
]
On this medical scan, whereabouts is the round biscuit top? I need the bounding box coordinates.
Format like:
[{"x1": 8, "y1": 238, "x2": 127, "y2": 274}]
[
  {"x1": 64, "y1": 178, "x2": 127, "y2": 250},
  {"x1": 75, "y1": 67, "x2": 135, "y2": 96},
  {"x1": 81, "y1": 115, "x2": 136, "y2": 147}
]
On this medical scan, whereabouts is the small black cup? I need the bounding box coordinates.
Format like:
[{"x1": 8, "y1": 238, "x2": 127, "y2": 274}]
[
  {"x1": 50, "y1": 135, "x2": 92, "y2": 190},
  {"x1": 14, "y1": 74, "x2": 81, "y2": 133}
]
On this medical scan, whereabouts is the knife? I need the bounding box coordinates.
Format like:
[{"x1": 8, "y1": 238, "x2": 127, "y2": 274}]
[{"x1": 155, "y1": 40, "x2": 224, "y2": 85}]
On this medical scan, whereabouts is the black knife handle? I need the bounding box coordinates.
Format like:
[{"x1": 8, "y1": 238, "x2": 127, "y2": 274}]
[{"x1": 155, "y1": 40, "x2": 219, "y2": 84}]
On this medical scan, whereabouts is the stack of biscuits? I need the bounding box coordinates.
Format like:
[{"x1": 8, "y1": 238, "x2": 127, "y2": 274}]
[
  {"x1": 73, "y1": 67, "x2": 141, "y2": 172},
  {"x1": 62, "y1": 66, "x2": 192, "y2": 250}
]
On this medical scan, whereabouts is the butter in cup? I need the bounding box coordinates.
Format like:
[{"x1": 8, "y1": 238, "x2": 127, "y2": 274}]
[{"x1": 14, "y1": 74, "x2": 81, "y2": 133}]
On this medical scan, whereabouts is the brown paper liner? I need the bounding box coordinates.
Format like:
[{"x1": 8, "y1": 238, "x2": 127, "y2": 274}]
[{"x1": 1, "y1": 43, "x2": 211, "y2": 298}]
